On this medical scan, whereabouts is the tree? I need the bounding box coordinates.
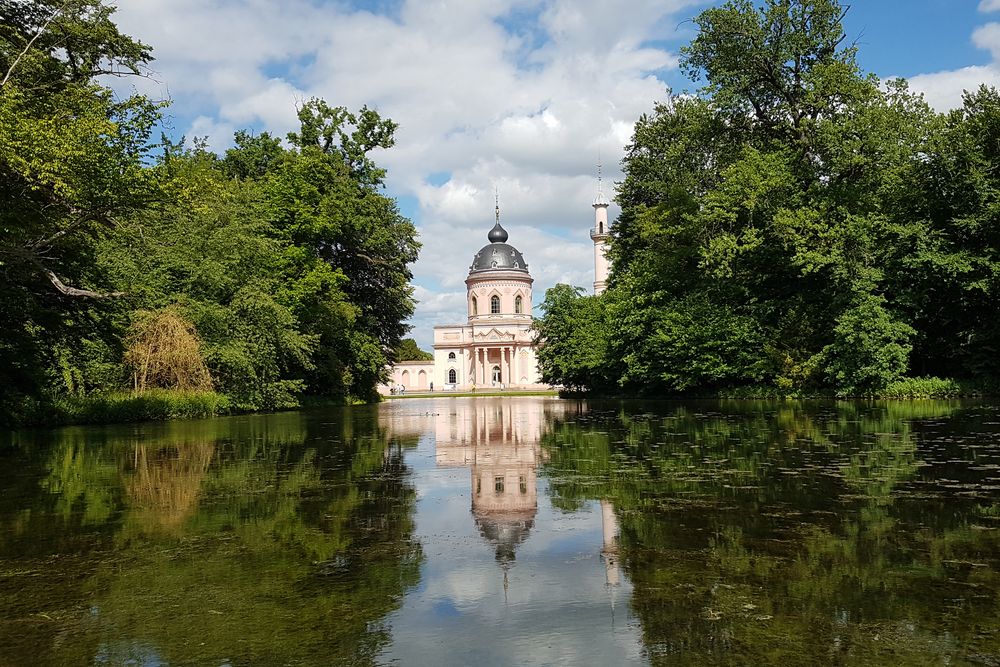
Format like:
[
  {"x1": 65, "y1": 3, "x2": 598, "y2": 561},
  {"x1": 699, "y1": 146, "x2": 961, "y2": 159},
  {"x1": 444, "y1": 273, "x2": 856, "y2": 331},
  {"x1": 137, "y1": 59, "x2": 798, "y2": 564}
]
[
  {"x1": 394, "y1": 339, "x2": 432, "y2": 361},
  {"x1": 261, "y1": 99, "x2": 420, "y2": 399},
  {"x1": 94, "y1": 141, "x2": 310, "y2": 409},
  {"x1": 125, "y1": 306, "x2": 212, "y2": 392},
  {"x1": 0, "y1": 0, "x2": 160, "y2": 414},
  {"x1": 532, "y1": 285, "x2": 615, "y2": 392},
  {"x1": 0, "y1": 3, "x2": 421, "y2": 423},
  {"x1": 590, "y1": 0, "x2": 948, "y2": 395},
  {"x1": 885, "y1": 86, "x2": 1000, "y2": 380}
]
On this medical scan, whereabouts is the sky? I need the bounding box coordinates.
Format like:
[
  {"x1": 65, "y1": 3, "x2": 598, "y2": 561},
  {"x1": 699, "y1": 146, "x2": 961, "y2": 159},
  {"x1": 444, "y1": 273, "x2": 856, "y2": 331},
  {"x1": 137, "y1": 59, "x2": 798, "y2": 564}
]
[{"x1": 104, "y1": 0, "x2": 1000, "y2": 351}]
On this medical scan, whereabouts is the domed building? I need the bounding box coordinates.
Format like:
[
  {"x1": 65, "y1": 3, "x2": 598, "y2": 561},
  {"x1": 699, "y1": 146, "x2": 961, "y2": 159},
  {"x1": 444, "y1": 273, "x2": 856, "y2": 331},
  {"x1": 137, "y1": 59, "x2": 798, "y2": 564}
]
[
  {"x1": 382, "y1": 183, "x2": 610, "y2": 393},
  {"x1": 430, "y1": 208, "x2": 543, "y2": 390}
]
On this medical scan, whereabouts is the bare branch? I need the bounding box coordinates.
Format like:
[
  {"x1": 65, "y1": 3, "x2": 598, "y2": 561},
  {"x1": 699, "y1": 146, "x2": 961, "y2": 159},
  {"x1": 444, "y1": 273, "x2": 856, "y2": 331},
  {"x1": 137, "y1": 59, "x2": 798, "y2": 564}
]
[
  {"x1": 44, "y1": 269, "x2": 124, "y2": 299},
  {"x1": 356, "y1": 252, "x2": 392, "y2": 267},
  {"x1": 1, "y1": 1, "x2": 71, "y2": 88}
]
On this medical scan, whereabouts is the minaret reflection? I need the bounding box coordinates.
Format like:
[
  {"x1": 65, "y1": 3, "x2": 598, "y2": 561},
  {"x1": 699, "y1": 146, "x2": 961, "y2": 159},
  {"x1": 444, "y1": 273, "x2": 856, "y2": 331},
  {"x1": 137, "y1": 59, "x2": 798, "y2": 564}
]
[
  {"x1": 435, "y1": 400, "x2": 560, "y2": 572},
  {"x1": 601, "y1": 499, "x2": 621, "y2": 588}
]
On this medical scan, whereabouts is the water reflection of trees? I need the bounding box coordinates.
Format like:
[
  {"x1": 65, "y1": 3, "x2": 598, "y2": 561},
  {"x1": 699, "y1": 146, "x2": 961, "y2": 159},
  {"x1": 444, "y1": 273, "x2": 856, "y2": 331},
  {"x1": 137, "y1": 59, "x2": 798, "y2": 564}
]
[
  {"x1": 0, "y1": 408, "x2": 423, "y2": 665},
  {"x1": 542, "y1": 400, "x2": 1000, "y2": 665}
]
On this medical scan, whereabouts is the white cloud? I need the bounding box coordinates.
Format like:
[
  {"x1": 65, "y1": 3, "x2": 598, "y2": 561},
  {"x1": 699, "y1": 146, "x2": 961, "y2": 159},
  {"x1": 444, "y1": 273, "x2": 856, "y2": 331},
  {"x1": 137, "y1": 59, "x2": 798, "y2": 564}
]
[
  {"x1": 909, "y1": 64, "x2": 1000, "y2": 112},
  {"x1": 907, "y1": 20, "x2": 1000, "y2": 111},
  {"x1": 982, "y1": 0, "x2": 1000, "y2": 12},
  {"x1": 104, "y1": 0, "x2": 706, "y2": 350},
  {"x1": 974, "y1": 22, "x2": 1000, "y2": 60}
]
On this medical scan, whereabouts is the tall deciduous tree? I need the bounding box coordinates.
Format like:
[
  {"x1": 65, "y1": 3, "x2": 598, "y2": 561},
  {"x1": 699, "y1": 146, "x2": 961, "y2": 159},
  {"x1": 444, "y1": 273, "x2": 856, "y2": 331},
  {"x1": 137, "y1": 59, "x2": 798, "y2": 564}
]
[
  {"x1": 0, "y1": 3, "x2": 421, "y2": 422},
  {"x1": 0, "y1": 0, "x2": 160, "y2": 411},
  {"x1": 591, "y1": 0, "x2": 946, "y2": 394},
  {"x1": 533, "y1": 285, "x2": 615, "y2": 392}
]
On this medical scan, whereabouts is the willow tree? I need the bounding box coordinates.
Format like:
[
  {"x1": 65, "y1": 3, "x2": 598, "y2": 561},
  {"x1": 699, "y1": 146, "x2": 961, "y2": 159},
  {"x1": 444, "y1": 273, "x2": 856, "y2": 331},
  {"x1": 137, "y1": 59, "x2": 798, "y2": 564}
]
[{"x1": 125, "y1": 307, "x2": 212, "y2": 392}]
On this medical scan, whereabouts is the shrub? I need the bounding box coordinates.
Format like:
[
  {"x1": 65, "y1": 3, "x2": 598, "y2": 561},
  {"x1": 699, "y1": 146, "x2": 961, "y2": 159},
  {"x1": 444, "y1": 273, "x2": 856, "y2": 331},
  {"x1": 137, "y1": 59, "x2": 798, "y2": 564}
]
[
  {"x1": 822, "y1": 295, "x2": 914, "y2": 395},
  {"x1": 880, "y1": 377, "x2": 965, "y2": 399}
]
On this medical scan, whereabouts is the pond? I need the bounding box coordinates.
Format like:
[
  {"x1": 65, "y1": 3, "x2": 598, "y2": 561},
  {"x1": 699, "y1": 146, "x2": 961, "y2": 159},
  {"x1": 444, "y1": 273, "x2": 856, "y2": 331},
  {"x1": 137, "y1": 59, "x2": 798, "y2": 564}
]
[{"x1": 1, "y1": 397, "x2": 999, "y2": 665}]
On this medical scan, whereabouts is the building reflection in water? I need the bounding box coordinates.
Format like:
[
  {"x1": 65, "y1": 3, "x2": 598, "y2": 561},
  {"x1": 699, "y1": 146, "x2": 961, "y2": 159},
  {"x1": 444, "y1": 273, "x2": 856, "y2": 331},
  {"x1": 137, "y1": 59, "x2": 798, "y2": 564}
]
[
  {"x1": 384, "y1": 398, "x2": 624, "y2": 613},
  {"x1": 434, "y1": 400, "x2": 550, "y2": 578},
  {"x1": 601, "y1": 499, "x2": 620, "y2": 587},
  {"x1": 600, "y1": 498, "x2": 622, "y2": 622}
]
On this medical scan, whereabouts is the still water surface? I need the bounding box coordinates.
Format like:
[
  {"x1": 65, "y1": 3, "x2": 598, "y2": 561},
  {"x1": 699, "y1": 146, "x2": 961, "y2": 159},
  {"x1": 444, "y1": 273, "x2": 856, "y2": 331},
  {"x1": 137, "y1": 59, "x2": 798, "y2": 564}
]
[{"x1": 1, "y1": 397, "x2": 1000, "y2": 665}]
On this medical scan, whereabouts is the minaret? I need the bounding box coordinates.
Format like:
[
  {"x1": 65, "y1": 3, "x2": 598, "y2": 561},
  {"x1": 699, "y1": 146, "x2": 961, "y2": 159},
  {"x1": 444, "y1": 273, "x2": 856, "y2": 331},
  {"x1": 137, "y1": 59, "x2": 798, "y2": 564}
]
[{"x1": 591, "y1": 162, "x2": 610, "y2": 295}]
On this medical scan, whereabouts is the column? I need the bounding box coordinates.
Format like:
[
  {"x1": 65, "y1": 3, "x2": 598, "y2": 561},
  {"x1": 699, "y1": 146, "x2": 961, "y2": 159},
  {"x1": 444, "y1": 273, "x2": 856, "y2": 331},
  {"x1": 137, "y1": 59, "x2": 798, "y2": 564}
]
[{"x1": 504, "y1": 347, "x2": 511, "y2": 386}]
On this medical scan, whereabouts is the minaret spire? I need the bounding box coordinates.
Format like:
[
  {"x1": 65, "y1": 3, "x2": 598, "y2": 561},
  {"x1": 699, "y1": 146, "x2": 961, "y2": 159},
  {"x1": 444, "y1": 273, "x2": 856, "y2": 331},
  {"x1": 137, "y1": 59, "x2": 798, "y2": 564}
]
[
  {"x1": 488, "y1": 187, "x2": 508, "y2": 243},
  {"x1": 597, "y1": 152, "x2": 604, "y2": 199}
]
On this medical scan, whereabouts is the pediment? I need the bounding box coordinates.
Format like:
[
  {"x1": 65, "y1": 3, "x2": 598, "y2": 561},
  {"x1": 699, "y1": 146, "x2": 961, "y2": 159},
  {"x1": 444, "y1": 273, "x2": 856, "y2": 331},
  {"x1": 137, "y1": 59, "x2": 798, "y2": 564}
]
[{"x1": 474, "y1": 327, "x2": 516, "y2": 342}]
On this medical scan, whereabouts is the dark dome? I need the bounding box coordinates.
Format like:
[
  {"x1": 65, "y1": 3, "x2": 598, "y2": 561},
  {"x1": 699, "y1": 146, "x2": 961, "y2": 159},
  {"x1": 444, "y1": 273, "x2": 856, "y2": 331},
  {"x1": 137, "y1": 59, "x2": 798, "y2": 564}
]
[
  {"x1": 469, "y1": 222, "x2": 529, "y2": 274},
  {"x1": 474, "y1": 510, "x2": 535, "y2": 563},
  {"x1": 487, "y1": 221, "x2": 508, "y2": 243}
]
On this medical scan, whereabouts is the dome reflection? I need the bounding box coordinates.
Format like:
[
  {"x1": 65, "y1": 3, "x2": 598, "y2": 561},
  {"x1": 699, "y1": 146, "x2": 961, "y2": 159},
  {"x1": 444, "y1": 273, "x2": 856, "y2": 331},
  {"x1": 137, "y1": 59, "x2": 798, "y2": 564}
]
[{"x1": 434, "y1": 399, "x2": 553, "y2": 565}]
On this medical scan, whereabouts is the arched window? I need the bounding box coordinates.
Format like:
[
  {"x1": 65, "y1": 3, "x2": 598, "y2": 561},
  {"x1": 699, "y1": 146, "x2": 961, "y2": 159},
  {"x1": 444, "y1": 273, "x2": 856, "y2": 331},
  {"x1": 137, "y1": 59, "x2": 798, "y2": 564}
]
[
  {"x1": 448, "y1": 368, "x2": 457, "y2": 383},
  {"x1": 471, "y1": 296, "x2": 478, "y2": 315},
  {"x1": 448, "y1": 352, "x2": 456, "y2": 360},
  {"x1": 514, "y1": 295, "x2": 523, "y2": 314},
  {"x1": 490, "y1": 295, "x2": 501, "y2": 314}
]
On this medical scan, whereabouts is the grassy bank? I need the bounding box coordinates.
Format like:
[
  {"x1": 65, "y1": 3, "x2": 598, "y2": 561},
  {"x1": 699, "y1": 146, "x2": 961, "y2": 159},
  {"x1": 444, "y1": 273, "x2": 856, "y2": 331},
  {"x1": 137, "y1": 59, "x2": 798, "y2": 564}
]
[
  {"x1": 3, "y1": 390, "x2": 390, "y2": 429},
  {"x1": 719, "y1": 377, "x2": 997, "y2": 400},
  {"x1": 11, "y1": 390, "x2": 232, "y2": 427},
  {"x1": 560, "y1": 377, "x2": 999, "y2": 401}
]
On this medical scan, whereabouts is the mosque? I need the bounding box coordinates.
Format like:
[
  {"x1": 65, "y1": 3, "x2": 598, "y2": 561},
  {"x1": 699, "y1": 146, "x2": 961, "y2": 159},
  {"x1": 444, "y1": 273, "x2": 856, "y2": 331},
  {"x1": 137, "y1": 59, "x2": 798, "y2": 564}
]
[{"x1": 382, "y1": 179, "x2": 611, "y2": 393}]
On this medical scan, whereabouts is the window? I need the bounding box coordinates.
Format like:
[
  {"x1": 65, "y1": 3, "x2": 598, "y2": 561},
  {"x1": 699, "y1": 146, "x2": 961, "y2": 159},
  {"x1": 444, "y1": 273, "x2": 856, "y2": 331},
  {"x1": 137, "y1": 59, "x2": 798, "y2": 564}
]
[
  {"x1": 448, "y1": 369, "x2": 457, "y2": 383},
  {"x1": 476, "y1": 476, "x2": 481, "y2": 495},
  {"x1": 494, "y1": 476, "x2": 505, "y2": 493},
  {"x1": 471, "y1": 296, "x2": 478, "y2": 315},
  {"x1": 490, "y1": 295, "x2": 500, "y2": 314},
  {"x1": 519, "y1": 475, "x2": 527, "y2": 494},
  {"x1": 448, "y1": 352, "x2": 456, "y2": 360},
  {"x1": 514, "y1": 295, "x2": 523, "y2": 314}
]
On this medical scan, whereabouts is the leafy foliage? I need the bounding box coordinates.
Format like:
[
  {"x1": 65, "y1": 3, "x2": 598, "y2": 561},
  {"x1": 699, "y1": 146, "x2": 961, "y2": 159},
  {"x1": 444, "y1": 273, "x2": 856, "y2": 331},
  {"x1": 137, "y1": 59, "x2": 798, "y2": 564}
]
[
  {"x1": 394, "y1": 338, "x2": 433, "y2": 361},
  {"x1": 0, "y1": 2, "x2": 418, "y2": 424},
  {"x1": 532, "y1": 284, "x2": 615, "y2": 392},
  {"x1": 538, "y1": 0, "x2": 1000, "y2": 395}
]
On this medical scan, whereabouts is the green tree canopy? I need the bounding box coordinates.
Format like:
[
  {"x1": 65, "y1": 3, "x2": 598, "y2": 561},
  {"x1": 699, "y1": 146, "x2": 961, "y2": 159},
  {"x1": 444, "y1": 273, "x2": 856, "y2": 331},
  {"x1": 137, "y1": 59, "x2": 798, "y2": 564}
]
[
  {"x1": 0, "y1": 2, "x2": 420, "y2": 423},
  {"x1": 394, "y1": 338, "x2": 432, "y2": 361},
  {"x1": 540, "y1": 0, "x2": 999, "y2": 396}
]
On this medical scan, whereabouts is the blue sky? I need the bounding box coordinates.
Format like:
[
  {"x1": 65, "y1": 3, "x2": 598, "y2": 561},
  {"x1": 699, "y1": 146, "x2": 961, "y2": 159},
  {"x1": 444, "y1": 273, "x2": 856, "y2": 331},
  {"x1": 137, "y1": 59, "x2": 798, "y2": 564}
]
[{"x1": 107, "y1": 0, "x2": 1000, "y2": 350}]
